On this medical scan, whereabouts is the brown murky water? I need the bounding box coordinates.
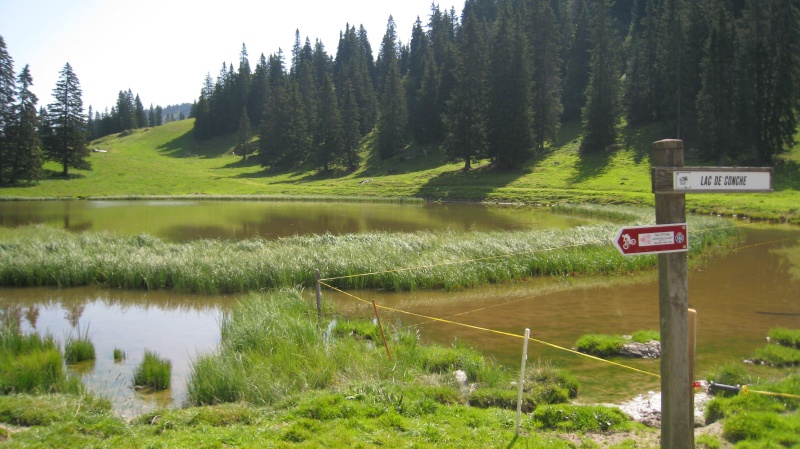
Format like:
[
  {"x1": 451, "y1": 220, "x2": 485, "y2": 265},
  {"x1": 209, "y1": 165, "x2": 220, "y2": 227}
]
[{"x1": 1, "y1": 200, "x2": 798, "y2": 415}]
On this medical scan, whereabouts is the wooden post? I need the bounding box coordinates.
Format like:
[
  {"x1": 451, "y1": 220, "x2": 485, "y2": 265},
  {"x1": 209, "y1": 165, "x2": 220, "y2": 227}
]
[
  {"x1": 516, "y1": 328, "x2": 531, "y2": 436},
  {"x1": 315, "y1": 269, "x2": 322, "y2": 318},
  {"x1": 372, "y1": 300, "x2": 392, "y2": 361},
  {"x1": 653, "y1": 139, "x2": 693, "y2": 448}
]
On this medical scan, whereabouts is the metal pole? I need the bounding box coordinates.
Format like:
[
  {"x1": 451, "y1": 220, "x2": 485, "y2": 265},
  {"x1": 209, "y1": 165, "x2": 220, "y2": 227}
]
[
  {"x1": 516, "y1": 328, "x2": 531, "y2": 436},
  {"x1": 653, "y1": 139, "x2": 693, "y2": 448}
]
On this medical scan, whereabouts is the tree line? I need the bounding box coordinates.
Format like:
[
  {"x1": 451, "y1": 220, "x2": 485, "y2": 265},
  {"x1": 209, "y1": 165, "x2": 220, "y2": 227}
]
[
  {"x1": 194, "y1": 0, "x2": 799, "y2": 172},
  {"x1": 0, "y1": 35, "x2": 190, "y2": 184}
]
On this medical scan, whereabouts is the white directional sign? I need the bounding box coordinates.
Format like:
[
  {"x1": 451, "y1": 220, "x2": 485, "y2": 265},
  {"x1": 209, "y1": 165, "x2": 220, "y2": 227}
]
[{"x1": 652, "y1": 167, "x2": 772, "y2": 193}]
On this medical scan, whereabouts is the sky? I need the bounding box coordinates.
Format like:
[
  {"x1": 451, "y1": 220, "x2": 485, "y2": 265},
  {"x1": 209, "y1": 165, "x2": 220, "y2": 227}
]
[{"x1": 0, "y1": 0, "x2": 456, "y2": 113}]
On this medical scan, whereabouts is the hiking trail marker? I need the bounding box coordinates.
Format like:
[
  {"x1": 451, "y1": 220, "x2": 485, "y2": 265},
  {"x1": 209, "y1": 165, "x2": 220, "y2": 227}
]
[{"x1": 626, "y1": 140, "x2": 772, "y2": 449}]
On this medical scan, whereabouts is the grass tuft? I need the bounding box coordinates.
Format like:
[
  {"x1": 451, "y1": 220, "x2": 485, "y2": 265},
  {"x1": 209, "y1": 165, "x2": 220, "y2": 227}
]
[
  {"x1": 64, "y1": 326, "x2": 95, "y2": 364},
  {"x1": 133, "y1": 350, "x2": 172, "y2": 391}
]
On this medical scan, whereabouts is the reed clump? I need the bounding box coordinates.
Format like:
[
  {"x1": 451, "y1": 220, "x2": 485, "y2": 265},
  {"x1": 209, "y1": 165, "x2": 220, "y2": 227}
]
[
  {"x1": 64, "y1": 327, "x2": 95, "y2": 364},
  {"x1": 133, "y1": 350, "x2": 172, "y2": 391},
  {"x1": 0, "y1": 208, "x2": 737, "y2": 294},
  {"x1": 0, "y1": 325, "x2": 82, "y2": 395}
]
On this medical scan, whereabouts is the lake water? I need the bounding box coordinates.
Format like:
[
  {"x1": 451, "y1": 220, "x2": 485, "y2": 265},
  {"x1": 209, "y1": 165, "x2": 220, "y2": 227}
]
[{"x1": 1, "y1": 200, "x2": 798, "y2": 416}]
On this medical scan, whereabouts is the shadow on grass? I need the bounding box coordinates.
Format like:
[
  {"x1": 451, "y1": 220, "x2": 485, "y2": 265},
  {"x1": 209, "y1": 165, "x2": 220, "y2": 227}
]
[
  {"x1": 414, "y1": 163, "x2": 529, "y2": 201},
  {"x1": 774, "y1": 160, "x2": 800, "y2": 191},
  {"x1": 157, "y1": 128, "x2": 234, "y2": 159}
]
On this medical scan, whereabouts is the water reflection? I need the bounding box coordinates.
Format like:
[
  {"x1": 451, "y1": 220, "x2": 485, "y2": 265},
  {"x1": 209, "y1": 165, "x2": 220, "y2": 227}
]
[
  {"x1": 0, "y1": 200, "x2": 598, "y2": 242},
  {"x1": 0, "y1": 287, "x2": 236, "y2": 418}
]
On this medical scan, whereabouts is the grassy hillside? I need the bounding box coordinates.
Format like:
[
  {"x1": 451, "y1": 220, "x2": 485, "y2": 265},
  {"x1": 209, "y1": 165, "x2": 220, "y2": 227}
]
[{"x1": 2, "y1": 119, "x2": 798, "y2": 223}]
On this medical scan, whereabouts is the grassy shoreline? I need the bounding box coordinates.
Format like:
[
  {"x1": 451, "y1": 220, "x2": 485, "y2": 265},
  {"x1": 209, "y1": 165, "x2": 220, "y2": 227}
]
[
  {"x1": 1, "y1": 120, "x2": 797, "y2": 224},
  {"x1": 0, "y1": 206, "x2": 737, "y2": 293}
]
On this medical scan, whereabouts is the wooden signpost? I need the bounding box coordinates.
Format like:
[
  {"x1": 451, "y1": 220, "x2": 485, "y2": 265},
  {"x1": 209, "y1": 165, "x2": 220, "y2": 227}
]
[{"x1": 614, "y1": 140, "x2": 772, "y2": 449}]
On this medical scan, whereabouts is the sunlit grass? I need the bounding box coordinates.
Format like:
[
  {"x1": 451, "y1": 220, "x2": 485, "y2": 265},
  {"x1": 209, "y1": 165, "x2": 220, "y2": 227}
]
[
  {"x1": 133, "y1": 350, "x2": 171, "y2": 391},
  {"x1": 0, "y1": 208, "x2": 737, "y2": 294}
]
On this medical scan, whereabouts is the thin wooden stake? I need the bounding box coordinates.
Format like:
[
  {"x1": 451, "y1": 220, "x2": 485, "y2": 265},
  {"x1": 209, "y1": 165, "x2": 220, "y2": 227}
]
[
  {"x1": 689, "y1": 308, "x2": 697, "y2": 393},
  {"x1": 516, "y1": 328, "x2": 531, "y2": 436},
  {"x1": 372, "y1": 300, "x2": 392, "y2": 361},
  {"x1": 315, "y1": 269, "x2": 322, "y2": 319}
]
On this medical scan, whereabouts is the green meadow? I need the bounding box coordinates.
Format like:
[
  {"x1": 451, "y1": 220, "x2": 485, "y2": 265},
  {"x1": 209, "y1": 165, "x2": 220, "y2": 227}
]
[{"x1": 1, "y1": 119, "x2": 798, "y2": 224}]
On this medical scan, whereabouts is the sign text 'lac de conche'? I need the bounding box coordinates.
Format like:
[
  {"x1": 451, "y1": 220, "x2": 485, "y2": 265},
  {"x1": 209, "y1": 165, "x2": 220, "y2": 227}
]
[{"x1": 652, "y1": 167, "x2": 772, "y2": 193}]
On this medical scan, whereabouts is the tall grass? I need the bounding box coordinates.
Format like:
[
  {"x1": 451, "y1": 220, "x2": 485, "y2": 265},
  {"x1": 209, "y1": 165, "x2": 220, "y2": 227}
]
[
  {"x1": 0, "y1": 209, "x2": 737, "y2": 294},
  {"x1": 64, "y1": 326, "x2": 95, "y2": 364},
  {"x1": 133, "y1": 350, "x2": 172, "y2": 391},
  {"x1": 188, "y1": 289, "x2": 530, "y2": 408},
  {"x1": 0, "y1": 325, "x2": 82, "y2": 394}
]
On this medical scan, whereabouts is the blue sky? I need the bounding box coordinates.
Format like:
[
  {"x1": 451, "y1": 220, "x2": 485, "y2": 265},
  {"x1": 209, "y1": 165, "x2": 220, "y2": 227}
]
[{"x1": 0, "y1": 0, "x2": 454, "y2": 113}]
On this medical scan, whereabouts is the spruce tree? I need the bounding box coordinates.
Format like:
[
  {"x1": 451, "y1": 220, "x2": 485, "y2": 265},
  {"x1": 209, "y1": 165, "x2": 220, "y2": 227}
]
[
  {"x1": 314, "y1": 73, "x2": 341, "y2": 172},
  {"x1": 0, "y1": 35, "x2": 17, "y2": 183},
  {"x1": 376, "y1": 17, "x2": 408, "y2": 159},
  {"x1": 561, "y1": 0, "x2": 592, "y2": 122},
  {"x1": 44, "y1": 63, "x2": 90, "y2": 176},
  {"x1": 7, "y1": 64, "x2": 43, "y2": 183},
  {"x1": 529, "y1": 0, "x2": 563, "y2": 152},
  {"x1": 443, "y1": 7, "x2": 489, "y2": 170},
  {"x1": 339, "y1": 78, "x2": 361, "y2": 170},
  {"x1": 581, "y1": 0, "x2": 622, "y2": 153},
  {"x1": 696, "y1": 0, "x2": 739, "y2": 163},
  {"x1": 235, "y1": 106, "x2": 253, "y2": 160},
  {"x1": 487, "y1": 8, "x2": 532, "y2": 169}
]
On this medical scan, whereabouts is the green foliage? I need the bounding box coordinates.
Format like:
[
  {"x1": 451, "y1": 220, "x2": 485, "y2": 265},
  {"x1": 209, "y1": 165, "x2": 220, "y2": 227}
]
[
  {"x1": 696, "y1": 434, "x2": 722, "y2": 449},
  {"x1": 112, "y1": 348, "x2": 125, "y2": 362},
  {"x1": 468, "y1": 388, "x2": 534, "y2": 412},
  {"x1": 133, "y1": 350, "x2": 171, "y2": 391},
  {"x1": 575, "y1": 334, "x2": 626, "y2": 357},
  {"x1": 705, "y1": 375, "x2": 800, "y2": 425},
  {"x1": 768, "y1": 327, "x2": 800, "y2": 348},
  {"x1": 0, "y1": 324, "x2": 82, "y2": 395},
  {"x1": 631, "y1": 330, "x2": 659, "y2": 343},
  {"x1": 64, "y1": 327, "x2": 95, "y2": 364},
  {"x1": 752, "y1": 344, "x2": 800, "y2": 367},
  {"x1": 530, "y1": 404, "x2": 633, "y2": 432},
  {"x1": 706, "y1": 362, "x2": 752, "y2": 397}
]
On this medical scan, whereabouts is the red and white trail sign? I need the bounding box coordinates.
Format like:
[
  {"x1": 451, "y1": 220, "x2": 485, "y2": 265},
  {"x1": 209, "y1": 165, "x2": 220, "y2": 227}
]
[{"x1": 612, "y1": 223, "x2": 688, "y2": 256}]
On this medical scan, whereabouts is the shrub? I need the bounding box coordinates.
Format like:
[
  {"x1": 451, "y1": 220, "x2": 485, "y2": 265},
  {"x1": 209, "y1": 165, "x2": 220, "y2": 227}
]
[
  {"x1": 133, "y1": 350, "x2": 171, "y2": 391},
  {"x1": 575, "y1": 334, "x2": 626, "y2": 357}
]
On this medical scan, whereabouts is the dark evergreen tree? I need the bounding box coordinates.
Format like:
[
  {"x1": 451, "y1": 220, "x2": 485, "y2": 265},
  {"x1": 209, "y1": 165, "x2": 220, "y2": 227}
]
[
  {"x1": 625, "y1": 0, "x2": 660, "y2": 124},
  {"x1": 334, "y1": 25, "x2": 378, "y2": 135},
  {"x1": 428, "y1": 4, "x2": 459, "y2": 141},
  {"x1": 44, "y1": 63, "x2": 90, "y2": 176},
  {"x1": 314, "y1": 73, "x2": 341, "y2": 171},
  {"x1": 235, "y1": 105, "x2": 254, "y2": 160},
  {"x1": 581, "y1": 0, "x2": 622, "y2": 152},
  {"x1": 443, "y1": 7, "x2": 489, "y2": 170},
  {"x1": 155, "y1": 105, "x2": 163, "y2": 126},
  {"x1": 561, "y1": 0, "x2": 592, "y2": 122},
  {"x1": 134, "y1": 94, "x2": 146, "y2": 129},
  {"x1": 0, "y1": 35, "x2": 15, "y2": 183},
  {"x1": 696, "y1": 0, "x2": 739, "y2": 163},
  {"x1": 529, "y1": 0, "x2": 563, "y2": 151},
  {"x1": 7, "y1": 64, "x2": 43, "y2": 183},
  {"x1": 737, "y1": 0, "x2": 800, "y2": 163},
  {"x1": 148, "y1": 104, "x2": 156, "y2": 127},
  {"x1": 376, "y1": 17, "x2": 408, "y2": 159},
  {"x1": 487, "y1": 8, "x2": 532, "y2": 169},
  {"x1": 339, "y1": 78, "x2": 361, "y2": 170}
]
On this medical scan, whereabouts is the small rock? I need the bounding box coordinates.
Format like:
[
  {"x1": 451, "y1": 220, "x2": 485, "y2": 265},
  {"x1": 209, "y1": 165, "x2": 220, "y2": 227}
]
[{"x1": 620, "y1": 340, "x2": 661, "y2": 358}]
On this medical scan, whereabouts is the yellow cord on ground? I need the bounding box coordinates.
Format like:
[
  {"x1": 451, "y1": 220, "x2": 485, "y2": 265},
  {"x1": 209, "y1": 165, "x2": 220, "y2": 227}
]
[{"x1": 320, "y1": 281, "x2": 662, "y2": 379}]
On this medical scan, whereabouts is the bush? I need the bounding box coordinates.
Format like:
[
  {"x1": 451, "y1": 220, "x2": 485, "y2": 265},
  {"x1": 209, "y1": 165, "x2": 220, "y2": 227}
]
[
  {"x1": 768, "y1": 327, "x2": 800, "y2": 348},
  {"x1": 531, "y1": 404, "x2": 632, "y2": 432},
  {"x1": 574, "y1": 334, "x2": 626, "y2": 357},
  {"x1": 133, "y1": 350, "x2": 171, "y2": 391}
]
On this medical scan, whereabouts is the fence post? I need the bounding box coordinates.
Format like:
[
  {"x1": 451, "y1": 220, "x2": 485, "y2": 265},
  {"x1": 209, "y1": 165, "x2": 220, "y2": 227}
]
[
  {"x1": 315, "y1": 269, "x2": 322, "y2": 318},
  {"x1": 516, "y1": 328, "x2": 531, "y2": 436},
  {"x1": 653, "y1": 139, "x2": 693, "y2": 448}
]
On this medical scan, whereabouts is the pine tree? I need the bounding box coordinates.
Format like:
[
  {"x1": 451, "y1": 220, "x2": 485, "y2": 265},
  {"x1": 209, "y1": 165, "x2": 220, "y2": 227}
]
[
  {"x1": 696, "y1": 0, "x2": 739, "y2": 163},
  {"x1": 376, "y1": 17, "x2": 408, "y2": 159},
  {"x1": 134, "y1": 94, "x2": 146, "y2": 129},
  {"x1": 487, "y1": 8, "x2": 532, "y2": 169},
  {"x1": 44, "y1": 63, "x2": 90, "y2": 176},
  {"x1": 0, "y1": 35, "x2": 16, "y2": 184},
  {"x1": 561, "y1": 0, "x2": 592, "y2": 122},
  {"x1": 235, "y1": 106, "x2": 253, "y2": 161},
  {"x1": 443, "y1": 7, "x2": 489, "y2": 170},
  {"x1": 625, "y1": 0, "x2": 660, "y2": 124},
  {"x1": 529, "y1": 0, "x2": 563, "y2": 151},
  {"x1": 314, "y1": 73, "x2": 341, "y2": 172},
  {"x1": 7, "y1": 64, "x2": 43, "y2": 183},
  {"x1": 339, "y1": 78, "x2": 361, "y2": 170},
  {"x1": 581, "y1": 0, "x2": 622, "y2": 152}
]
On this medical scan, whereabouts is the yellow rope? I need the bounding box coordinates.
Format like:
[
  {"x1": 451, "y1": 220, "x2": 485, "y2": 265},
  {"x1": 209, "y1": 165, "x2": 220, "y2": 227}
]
[
  {"x1": 320, "y1": 281, "x2": 662, "y2": 379},
  {"x1": 742, "y1": 386, "x2": 800, "y2": 400}
]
